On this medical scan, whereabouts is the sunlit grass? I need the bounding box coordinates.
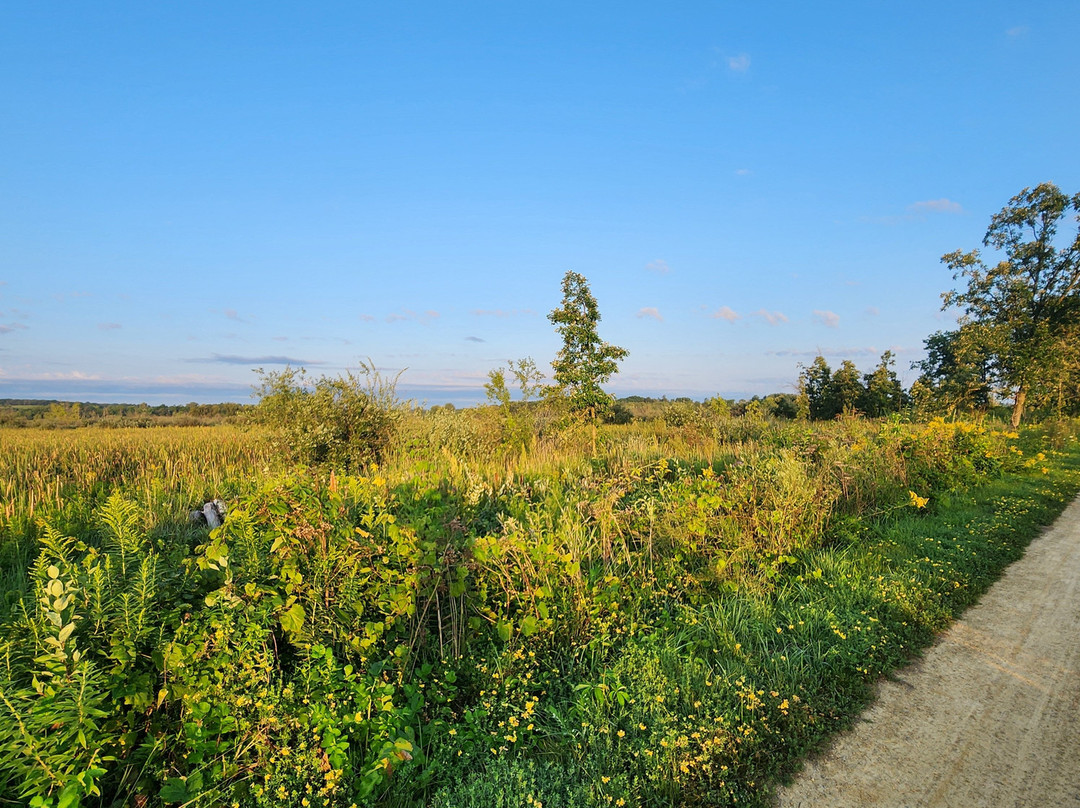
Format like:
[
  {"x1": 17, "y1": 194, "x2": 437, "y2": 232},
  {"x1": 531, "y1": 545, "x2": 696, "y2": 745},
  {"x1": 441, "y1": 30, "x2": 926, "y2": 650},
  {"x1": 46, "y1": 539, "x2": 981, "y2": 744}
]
[{"x1": 0, "y1": 417, "x2": 1077, "y2": 806}]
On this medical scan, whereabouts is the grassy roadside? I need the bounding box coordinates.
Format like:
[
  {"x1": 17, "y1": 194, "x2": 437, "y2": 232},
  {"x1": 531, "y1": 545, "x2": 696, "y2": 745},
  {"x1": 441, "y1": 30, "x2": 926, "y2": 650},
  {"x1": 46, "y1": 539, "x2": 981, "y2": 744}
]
[
  {"x1": 753, "y1": 429, "x2": 1080, "y2": 804},
  {"x1": 428, "y1": 430, "x2": 1080, "y2": 808}
]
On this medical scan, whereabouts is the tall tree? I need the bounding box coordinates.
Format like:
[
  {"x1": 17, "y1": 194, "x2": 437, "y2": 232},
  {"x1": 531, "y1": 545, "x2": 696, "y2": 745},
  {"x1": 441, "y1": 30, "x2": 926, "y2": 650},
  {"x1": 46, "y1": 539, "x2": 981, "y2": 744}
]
[
  {"x1": 547, "y1": 271, "x2": 629, "y2": 420},
  {"x1": 941, "y1": 183, "x2": 1080, "y2": 426},
  {"x1": 797, "y1": 355, "x2": 833, "y2": 420},
  {"x1": 912, "y1": 326, "x2": 994, "y2": 415},
  {"x1": 860, "y1": 350, "x2": 905, "y2": 417},
  {"x1": 826, "y1": 360, "x2": 865, "y2": 416}
]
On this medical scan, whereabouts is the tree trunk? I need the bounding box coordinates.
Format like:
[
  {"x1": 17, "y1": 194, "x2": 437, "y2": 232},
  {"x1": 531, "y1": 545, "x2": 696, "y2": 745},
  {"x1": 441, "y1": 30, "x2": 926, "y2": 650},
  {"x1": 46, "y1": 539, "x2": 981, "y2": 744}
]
[{"x1": 1010, "y1": 387, "x2": 1027, "y2": 428}]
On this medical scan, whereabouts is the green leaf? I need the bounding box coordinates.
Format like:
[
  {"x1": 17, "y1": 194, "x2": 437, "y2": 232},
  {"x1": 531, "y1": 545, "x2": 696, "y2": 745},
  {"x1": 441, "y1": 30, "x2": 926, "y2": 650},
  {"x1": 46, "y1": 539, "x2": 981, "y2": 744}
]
[
  {"x1": 159, "y1": 779, "x2": 191, "y2": 803},
  {"x1": 496, "y1": 618, "x2": 512, "y2": 642},
  {"x1": 57, "y1": 780, "x2": 81, "y2": 808},
  {"x1": 280, "y1": 602, "x2": 306, "y2": 634},
  {"x1": 520, "y1": 615, "x2": 539, "y2": 636}
]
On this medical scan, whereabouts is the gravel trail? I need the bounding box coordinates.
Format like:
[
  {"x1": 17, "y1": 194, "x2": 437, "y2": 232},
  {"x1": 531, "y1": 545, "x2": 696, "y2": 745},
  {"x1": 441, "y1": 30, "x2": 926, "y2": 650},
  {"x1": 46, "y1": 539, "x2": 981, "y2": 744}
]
[{"x1": 775, "y1": 494, "x2": 1080, "y2": 808}]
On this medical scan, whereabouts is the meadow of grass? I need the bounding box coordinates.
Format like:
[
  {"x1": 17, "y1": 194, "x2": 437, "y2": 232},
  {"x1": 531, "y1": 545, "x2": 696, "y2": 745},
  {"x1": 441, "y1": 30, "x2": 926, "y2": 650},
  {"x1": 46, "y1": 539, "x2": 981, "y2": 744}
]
[{"x1": 1, "y1": 412, "x2": 1078, "y2": 807}]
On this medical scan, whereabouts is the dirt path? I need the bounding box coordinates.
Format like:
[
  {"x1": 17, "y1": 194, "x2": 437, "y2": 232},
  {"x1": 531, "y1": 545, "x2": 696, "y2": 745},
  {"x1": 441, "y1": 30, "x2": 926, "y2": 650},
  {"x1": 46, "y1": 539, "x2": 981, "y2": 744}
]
[{"x1": 775, "y1": 495, "x2": 1080, "y2": 808}]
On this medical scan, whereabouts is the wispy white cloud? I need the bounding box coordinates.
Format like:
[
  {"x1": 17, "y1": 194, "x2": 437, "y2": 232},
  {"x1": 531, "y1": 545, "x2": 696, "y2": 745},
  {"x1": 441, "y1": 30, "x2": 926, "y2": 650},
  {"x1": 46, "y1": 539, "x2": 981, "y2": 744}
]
[
  {"x1": 149, "y1": 372, "x2": 241, "y2": 385},
  {"x1": 465, "y1": 336, "x2": 485, "y2": 343},
  {"x1": 187, "y1": 354, "x2": 323, "y2": 366},
  {"x1": 471, "y1": 308, "x2": 535, "y2": 318},
  {"x1": 636, "y1": 307, "x2": 663, "y2": 322},
  {"x1": 97, "y1": 322, "x2": 121, "y2": 331},
  {"x1": 0, "y1": 311, "x2": 29, "y2": 334},
  {"x1": 767, "y1": 347, "x2": 880, "y2": 359},
  {"x1": 359, "y1": 314, "x2": 376, "y2": 322},
  {"x1": 0, "y1": 367, "x2": 101, "y2": 381},
  {"x1": 909, "y1": 198, "x2": 962, "y2": 214},
  {"x1": 709, "y1": 306, "x2": 740, "y2": 323},
  {"x1": 751, "y1": 309, "x2": 787, "y2": 326},
  {"x1": 866, "y1": 197, "x2": 965, "y2": 226},
  {"x1": 1006, "y1": 25, "x2": 1029, "y2": 37},
  {"x1": 865, "y1": 306, "x2": 880, "y2": 316},
  {"x1": 813, "y1": 309, "x2": 840, "y2": 328},
  {"x1": 224, "y1": 308, "x2": 245, "y2": 322},
  {"x1": 386, "y1": 309, "x2": 440, "y2": 324},
  {"x1": 645, "y1": 259, "x2": 671, "y2": 275},
  {"x1": 735, "y1": 168, "x2": 752, "y2": 176},
  {"x1": 727, "y1": 54, "x2": 751, "y2": 72}
]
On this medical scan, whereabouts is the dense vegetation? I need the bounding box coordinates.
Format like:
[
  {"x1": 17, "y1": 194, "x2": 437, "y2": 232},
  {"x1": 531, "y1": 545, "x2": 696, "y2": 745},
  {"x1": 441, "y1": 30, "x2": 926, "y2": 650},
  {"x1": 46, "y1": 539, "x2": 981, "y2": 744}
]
[{"x1": 2, "y1": 411, "x2": 1079, "y2": 808}]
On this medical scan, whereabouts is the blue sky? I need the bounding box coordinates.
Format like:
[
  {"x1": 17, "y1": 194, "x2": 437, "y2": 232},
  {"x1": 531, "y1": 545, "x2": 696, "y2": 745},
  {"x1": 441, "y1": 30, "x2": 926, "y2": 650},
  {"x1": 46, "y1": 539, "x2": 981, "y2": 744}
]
[{"x1": 2, "y1": 2, "x2": 1078, "y2": 405}]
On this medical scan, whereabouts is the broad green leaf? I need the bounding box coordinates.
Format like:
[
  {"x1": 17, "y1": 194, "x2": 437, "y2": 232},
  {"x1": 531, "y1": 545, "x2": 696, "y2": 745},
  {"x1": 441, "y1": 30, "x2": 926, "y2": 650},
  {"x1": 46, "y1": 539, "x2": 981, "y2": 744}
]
[
  {"x1": 56, "y1": 781, "x2": 81, "y2": 808},
  {"x1": 159, "y1": 780, "x2": 191, "y2": 804},
  {"x1": 496, "y1": 618, "x2": 512, "y2": 642},
  {"x1": 280, "y1": 602, "x2": 306, "y2": 634}
]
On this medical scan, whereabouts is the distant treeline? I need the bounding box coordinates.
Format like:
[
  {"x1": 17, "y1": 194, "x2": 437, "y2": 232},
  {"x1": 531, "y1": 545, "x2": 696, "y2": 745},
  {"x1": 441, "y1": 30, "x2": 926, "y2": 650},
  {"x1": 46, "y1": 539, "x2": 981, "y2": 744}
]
[
  {"x1": 613, "y1": 393, "x2": 800, "y2": 421},
  {"x1": 1, "y1": 393, "x2": 808, "y2": 432},
  {"x1": 0, "y1": 399, "x2": 252, "y2": 428}
]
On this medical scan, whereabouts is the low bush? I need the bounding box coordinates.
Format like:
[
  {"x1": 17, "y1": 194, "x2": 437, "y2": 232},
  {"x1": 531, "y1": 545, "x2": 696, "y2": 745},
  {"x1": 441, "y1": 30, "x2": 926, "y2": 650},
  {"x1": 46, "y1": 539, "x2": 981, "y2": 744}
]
[{"x1": 253, "y1": 363, "x2": 402, "y2": 471}]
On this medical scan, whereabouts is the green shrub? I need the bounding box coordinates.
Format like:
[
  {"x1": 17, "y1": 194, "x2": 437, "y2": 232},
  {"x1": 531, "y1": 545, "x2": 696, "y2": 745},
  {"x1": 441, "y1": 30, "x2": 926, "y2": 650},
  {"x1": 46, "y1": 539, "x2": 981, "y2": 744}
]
[
  {"x1": 604, "y1": 403, "x2": 632, "y2": 425},
  {"x1": 399, "y1": 406, "x2": 503, "y2": 459},
  {"x1": 253, "y1": 363, "x2": 402, "y2": 471}
]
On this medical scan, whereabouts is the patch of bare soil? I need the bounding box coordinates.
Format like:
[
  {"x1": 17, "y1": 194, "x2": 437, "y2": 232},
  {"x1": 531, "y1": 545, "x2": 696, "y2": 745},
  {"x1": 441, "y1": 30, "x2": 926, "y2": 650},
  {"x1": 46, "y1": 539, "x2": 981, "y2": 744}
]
[{"x1": 775, "y1": 495, "x2": 1080, "y2": 808}]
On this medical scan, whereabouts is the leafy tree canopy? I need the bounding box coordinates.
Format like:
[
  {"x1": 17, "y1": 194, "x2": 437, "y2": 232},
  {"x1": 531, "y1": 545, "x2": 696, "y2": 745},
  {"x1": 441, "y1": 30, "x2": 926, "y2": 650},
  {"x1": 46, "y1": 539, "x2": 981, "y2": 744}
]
[
  {"x1": 861, "y1": 350, "x2": 905, "y2": 417},
  {"x1": 547, "y1": 271, "x2": 628, "y2": 417},
  {"x1": 912, "y1": 327, "x2": 994, "y2": 415},
  {"x1": 941, "y1": 182, "x2": 1080, "y2": 425}
]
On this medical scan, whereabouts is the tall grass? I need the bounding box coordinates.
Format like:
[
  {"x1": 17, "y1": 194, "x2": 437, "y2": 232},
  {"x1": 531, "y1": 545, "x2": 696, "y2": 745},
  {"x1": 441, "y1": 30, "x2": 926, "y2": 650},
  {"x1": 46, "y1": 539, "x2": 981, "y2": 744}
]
[
  {"x1": 0, "y1": 426, "x2": 277, "y2": 531},
  {"x1": 0, "y1": 415, "x2": 1077, "y2": 807}
]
